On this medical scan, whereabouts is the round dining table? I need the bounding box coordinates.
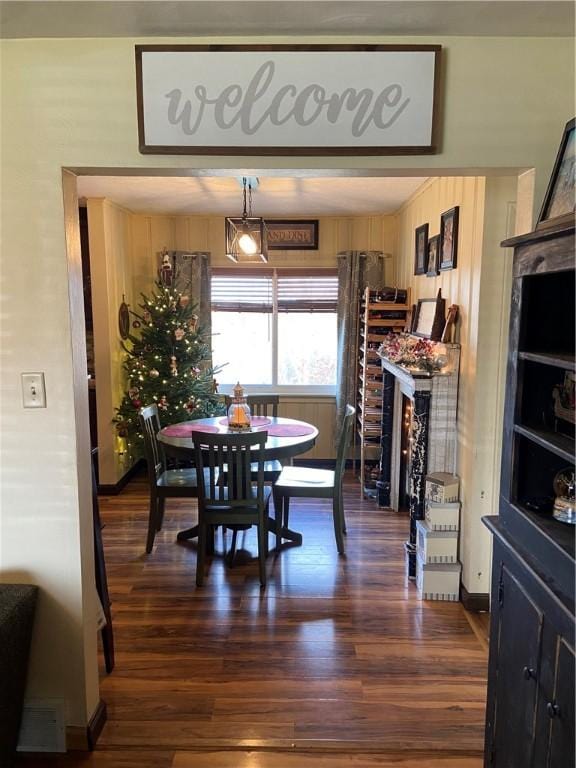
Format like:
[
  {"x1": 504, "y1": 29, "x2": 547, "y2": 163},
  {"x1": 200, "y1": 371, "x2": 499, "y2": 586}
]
[{"x1": 157, "y1": 415, "x2": 319, "y2": 545}]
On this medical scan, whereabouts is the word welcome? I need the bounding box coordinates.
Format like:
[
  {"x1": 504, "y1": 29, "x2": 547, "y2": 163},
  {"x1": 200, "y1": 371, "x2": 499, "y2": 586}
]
[{"x1": 165, "y1": 61, "x2": 410, "y2": 138}]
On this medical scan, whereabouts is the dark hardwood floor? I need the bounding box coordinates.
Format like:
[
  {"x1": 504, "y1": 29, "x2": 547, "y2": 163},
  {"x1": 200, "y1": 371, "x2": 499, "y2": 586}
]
[{"x1": 18, "y1": 472, "x2": 488, "y2": 767}]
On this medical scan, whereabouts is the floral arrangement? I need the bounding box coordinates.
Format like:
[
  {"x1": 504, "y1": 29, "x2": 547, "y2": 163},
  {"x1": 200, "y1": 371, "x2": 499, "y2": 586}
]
[{"x1": 378, "y1": 333, "x2": 447, "y2": 373}]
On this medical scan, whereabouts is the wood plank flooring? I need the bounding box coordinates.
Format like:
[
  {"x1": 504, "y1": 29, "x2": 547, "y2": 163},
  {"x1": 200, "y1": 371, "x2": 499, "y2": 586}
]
[{"x1": 17, "y1": 473, "x2": 488, "y2": 767}]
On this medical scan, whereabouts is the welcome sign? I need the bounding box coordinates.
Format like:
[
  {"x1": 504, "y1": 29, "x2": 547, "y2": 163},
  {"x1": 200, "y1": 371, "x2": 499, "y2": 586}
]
[{"x1": 136, "y1": 45, "x2": 441, "y2": 156}]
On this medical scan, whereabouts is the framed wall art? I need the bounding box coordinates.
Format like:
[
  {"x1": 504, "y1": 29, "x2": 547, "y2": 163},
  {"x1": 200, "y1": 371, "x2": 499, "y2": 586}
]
[
  {"x1": 439, "y1": 206, "x2": 459, "y2": 271},
  {"x1": 135, "y1": 44, "x2": 441, "y2": 156},
  {"x1": 411, "y1": 290, "x2": 446, "y2": 340},
  {"x1": 426, "y1": 234, "x2": 440, "y2": 276},
  {"x1": 265, "y1": 220, "x2": 319, "y2": 250},
  {"x1": 414, "y1": 223, "x2": 429, "y2": 276},
  {"x1": 537, "y1": 117, "x2": 575, "y2": 230}
]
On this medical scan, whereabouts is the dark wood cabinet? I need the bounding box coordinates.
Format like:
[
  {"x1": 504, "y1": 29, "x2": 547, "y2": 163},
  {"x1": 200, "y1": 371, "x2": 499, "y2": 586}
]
[{"x1": 483, "y1": 221, "x2": 575, "y2": 768}]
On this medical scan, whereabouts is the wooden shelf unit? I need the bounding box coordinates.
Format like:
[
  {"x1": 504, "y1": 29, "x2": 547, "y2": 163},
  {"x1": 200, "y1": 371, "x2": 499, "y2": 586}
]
[
  {"x1": 356, "y1": 286, "x2": 411, "y2": 498},
  {"x1": 483, "y1": 221, "x2": 575, "y2": 768}
]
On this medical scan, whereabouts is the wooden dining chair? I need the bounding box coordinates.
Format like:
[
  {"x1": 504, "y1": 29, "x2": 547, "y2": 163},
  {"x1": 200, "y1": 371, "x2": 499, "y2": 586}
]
[
  {"x1": 272, "y1": 405, "x2": 355, "y2": 555},
  {"x1": 139, "y1": 404, "x2": 207, "y2": 554},
  {"x1": 192, "y1": 430, "x2": 270, "y2": 587}
]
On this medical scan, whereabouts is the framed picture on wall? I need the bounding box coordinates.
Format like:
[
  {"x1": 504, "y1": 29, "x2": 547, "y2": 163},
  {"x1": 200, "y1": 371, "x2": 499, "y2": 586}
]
[
  {"x1": 426, "y1": 234, "x2": 440, "y2": 276},
  {"x1": 439, "y1": 206, "x2": 459, "y2": 270},
  {"x1": 414, "y1": 223, "x2": 429, "y2": 275},
  {"x1": 536, "y1": 117, "x2": 575, "y2": 230}
]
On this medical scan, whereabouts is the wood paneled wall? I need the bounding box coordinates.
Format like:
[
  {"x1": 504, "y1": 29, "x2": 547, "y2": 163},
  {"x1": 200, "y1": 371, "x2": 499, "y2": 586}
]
[
  {"x1": 87, "y1": 199, "x2": 135, "y2": 485},
  {"x1": 393, "y1": 176, "x2": 517, "y2": 594}
]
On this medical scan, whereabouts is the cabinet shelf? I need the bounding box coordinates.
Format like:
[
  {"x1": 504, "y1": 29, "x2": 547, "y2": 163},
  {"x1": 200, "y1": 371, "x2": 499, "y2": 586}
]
[
  {"x1": 518, "y1": 351, "x2": 575, "y2": 370},
  {"x1": 514, "y1": 424, "x2": 575, "y2": 463}
]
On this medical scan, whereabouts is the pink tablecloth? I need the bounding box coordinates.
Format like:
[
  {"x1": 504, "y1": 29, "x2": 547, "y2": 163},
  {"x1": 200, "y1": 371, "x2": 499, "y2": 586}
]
[{"x1": 161, "y1": 424, "x2": 219, "y2": 437}]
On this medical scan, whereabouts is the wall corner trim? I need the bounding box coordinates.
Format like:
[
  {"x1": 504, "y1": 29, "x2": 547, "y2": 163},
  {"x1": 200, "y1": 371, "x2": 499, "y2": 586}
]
[{"x1": 66, "y1": 699, "x2": 107, "y2": 752}]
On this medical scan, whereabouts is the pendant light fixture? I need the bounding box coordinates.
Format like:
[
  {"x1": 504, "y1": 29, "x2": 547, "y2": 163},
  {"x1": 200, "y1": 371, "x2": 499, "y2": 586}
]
[{"x1": 225, "y1": 177, "x2": 268, "y2": 263}]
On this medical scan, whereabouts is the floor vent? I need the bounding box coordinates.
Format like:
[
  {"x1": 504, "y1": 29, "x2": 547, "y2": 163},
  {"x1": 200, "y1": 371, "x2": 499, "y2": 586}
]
[{"x1": 17, "y1": 699, "x2": 66, "y2": 753}]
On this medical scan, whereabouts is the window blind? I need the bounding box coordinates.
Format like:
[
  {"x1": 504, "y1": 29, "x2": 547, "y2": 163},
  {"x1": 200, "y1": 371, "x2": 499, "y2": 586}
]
[
  {"x1": 211, "y1": 271, "x2": 273, "y2": 313},
  {"x1": 211, "y1": 269, "x2": 338, "y2": 313},
  {"x1": 277, "y1": 272, "x2": 338, "y2": 313}
]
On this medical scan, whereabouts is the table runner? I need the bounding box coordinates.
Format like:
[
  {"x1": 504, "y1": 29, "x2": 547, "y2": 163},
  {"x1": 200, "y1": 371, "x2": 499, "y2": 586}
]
[{"x1": 161, "y1": 424, "x2": 219, "y2": 437}]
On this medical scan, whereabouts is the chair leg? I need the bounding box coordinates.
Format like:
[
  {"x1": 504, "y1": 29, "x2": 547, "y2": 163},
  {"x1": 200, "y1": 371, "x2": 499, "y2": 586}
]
[
  {"x1": 228, "y1": 528, "x2": 238, "y2": 566},
  {"x1": 332, "y1": 496, "x2": 345, "y2": 555},
  {"x1": 145, "y1": 494, "x2": 158, "y2": 554},
  {"x1": 207, "y1": 525, "x2": 215, "y2": 555},
  {"x1": 156, "y1": 497, "x2": 166, "y2": 531},
  {"x1": 284, "y1": 496, "x2": 290, "y2": 529},
  {"x1": 196, "y1": 522, "x2": 207, "y2": 586},
  {"x1": 340, "y1": 488, "x2": 347, "y2": 534},
  {"x1": 257, "y1": 519, "x2": 267, "y2": 587},
  {"x1": 274, "y1": 492, "x2": 283, "y2": 551}
]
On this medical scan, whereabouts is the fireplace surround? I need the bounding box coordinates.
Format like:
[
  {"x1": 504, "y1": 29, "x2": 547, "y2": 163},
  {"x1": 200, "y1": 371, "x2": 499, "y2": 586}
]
[{"x1": 377, "y1": 344, "x2": 461, "y2": 577}]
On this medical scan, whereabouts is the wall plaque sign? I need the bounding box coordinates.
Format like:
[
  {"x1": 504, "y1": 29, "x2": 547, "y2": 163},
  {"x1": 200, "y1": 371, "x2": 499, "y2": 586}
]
[
  {"x1": 266, "y1": 220, "x2": 319, "y2": 250},
  {"x1": 136, "y1": 45, "x2": 441, "y2": 156}
]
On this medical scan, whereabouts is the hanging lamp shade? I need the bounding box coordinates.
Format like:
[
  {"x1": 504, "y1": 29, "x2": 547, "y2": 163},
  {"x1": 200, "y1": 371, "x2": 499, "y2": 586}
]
[{"x1": 225, "y1": 178, "x2": 268, "y2": 263}]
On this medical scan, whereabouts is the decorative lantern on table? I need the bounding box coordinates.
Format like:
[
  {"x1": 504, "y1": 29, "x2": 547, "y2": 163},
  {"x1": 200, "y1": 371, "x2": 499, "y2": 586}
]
[{"x1": 227, "y1": 382, "x2": 252, "y2": 431}]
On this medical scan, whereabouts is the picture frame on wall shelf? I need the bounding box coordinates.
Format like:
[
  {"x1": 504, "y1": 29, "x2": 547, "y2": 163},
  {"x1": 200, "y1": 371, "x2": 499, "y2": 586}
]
[
  {"x1": 426, "y1": 234, "x2": 440, "y2": 276},
  {"x1": 439, "y1": 206, "x2": 459, "y2": 271},
  {"x1": 414, "y1": 223, "x2": 429, "y2": 276},
  {"x1": 536, "y1": 117, "x2": 575, "y2": 231}
]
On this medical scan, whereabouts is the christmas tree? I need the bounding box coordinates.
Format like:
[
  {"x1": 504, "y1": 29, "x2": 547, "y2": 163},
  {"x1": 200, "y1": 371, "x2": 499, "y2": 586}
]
[{"x1": 115, "y1": 276, "x2": 224, "y2": 453}]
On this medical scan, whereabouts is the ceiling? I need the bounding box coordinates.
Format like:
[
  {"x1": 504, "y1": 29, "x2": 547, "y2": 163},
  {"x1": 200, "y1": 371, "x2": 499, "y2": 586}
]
[
  {"x1": 0, "y1": 1, "x2": 573, "y2": 38},
  {"x1": 76, "y1": 175, "x2": 429, "y2": 216}
]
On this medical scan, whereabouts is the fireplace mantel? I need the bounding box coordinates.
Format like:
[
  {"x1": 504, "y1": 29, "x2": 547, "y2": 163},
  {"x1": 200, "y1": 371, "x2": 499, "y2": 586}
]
[{"x1": 377, "y1": 344, "x2": 461, "y2": 577}]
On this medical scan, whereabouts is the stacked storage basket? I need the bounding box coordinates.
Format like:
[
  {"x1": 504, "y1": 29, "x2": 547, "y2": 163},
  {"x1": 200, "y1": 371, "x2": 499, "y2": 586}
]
[{"x1": 416, "y1": 473, "x2": 462, "y2": 601}]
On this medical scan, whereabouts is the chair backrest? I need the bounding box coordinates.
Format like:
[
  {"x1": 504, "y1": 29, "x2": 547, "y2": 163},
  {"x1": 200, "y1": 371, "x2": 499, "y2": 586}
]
[
  {"x1": 192, "y1": 430, "x2": 268, "y2": 510},
  {"x1": 223, "y1": 394, "x2": 279, "y2": 417},
  {"x1": 139, "y1": 404, "x2": 166, "y2": 485},
  {"x1": 334, "y1": 405, "x2": 355, "y2": 489},
  {"x1": 247, "y1": 395, "x2": 279, "y2": 417}
]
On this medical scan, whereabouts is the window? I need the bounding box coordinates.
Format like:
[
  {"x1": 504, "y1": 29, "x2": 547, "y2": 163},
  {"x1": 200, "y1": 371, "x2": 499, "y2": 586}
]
[{"x1": 211, "y1": 268, "x2": 338, "y2": 393}]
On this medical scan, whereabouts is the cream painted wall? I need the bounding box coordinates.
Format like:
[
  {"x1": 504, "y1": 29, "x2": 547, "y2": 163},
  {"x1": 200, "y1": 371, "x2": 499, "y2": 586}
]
[
  {"x1": 393, "y1": 175, "x2": 517, "y2": 594},
  {"x1": 0, "y1": 34, "x2": 572, "y2": 736}
]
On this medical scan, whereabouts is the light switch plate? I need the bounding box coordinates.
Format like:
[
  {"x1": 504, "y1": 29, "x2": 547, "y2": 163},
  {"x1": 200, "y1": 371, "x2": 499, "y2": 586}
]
[{"x1": 22, "y1": 372, "x2": 47, "y2": 408}]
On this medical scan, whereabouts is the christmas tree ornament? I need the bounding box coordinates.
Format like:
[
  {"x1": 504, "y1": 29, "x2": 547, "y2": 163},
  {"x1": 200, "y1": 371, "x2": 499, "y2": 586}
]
[
  {"x1": 175, "y1": 327, "x2": 185, "y2": 341},
  {"x1": 170, "y1": 356, "x2": 178, "y2": 376},
  {"x1": 180, "y1": 295, "x2": 190, "y2": 308},
  {"x1": 133, "y1": 320, "x2": 141, "y2": 328},
  {"x1": 143, "y1": 310, "x2": 151, "y2": 323},
  {"x1": 158, "y1": 395, "x2": 169, "y2": 410},
  {"x1": 189, "y1": 314, "x2": 199, "y2": 332},
  {"x1": 128, "y1": 387, "x2": 139, "y2": 399},
  {"x1": 160, "y1": 251, "x2": 174, "y2": 286},
  {"x1": 149, "y1": 369, "x2": 160, "y2": 378}
]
